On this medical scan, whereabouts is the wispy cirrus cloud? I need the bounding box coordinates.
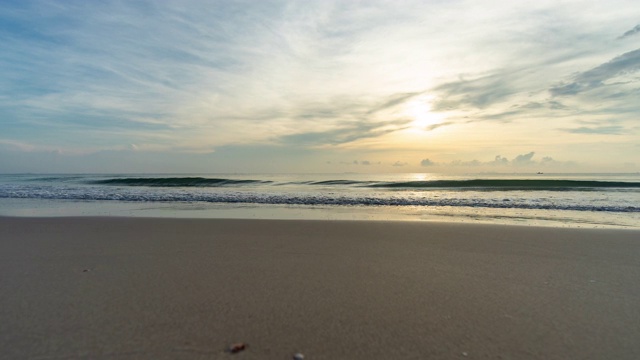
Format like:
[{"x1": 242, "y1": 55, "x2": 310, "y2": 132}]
[
  {"x1": 550, "y1": 48, "x2": 640, "y2": 96},
  {"x1": 278, "y1": 118, "x2": 410, "y2": 147},
  {"x1": 431, "y1": 72, "x2": 519, "y2": 112},
  {"x1": 560, "y1": 125, "x2": 625, "y2": 135},
  {"x1": 618, "y1": 24, "x2": 640, "y2": 39}
]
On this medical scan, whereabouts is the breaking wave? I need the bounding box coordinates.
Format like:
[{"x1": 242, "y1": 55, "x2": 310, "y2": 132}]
[
  {"x1": 89, "y1": 177, "x2": 272, "y2": 187},
  {"x1": 1, "y1": 186, "x2": 638, "y2": 213},
  {"x1": 80, "y1": 177, "x2": 640, "y2": 190}
]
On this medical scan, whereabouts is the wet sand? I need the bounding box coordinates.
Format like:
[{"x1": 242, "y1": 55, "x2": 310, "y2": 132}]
[{"x1": 1, "y1": 217, "x2": 639, "y2": 359}]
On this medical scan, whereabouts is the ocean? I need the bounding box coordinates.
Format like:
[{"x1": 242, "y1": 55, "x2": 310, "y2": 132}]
[{"x1": 1, "y1": 173, "x2": 639, "y2": 228}]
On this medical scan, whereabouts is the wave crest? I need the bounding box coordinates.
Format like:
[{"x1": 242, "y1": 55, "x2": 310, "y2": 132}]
[{"x1": 90, "y1": 177, "x2": 272, "y2": 187}]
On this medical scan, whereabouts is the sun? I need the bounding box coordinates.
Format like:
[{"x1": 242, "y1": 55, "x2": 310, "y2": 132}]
[{"x1": 404, "y1": 97, "x2": 443, "y2": 131}]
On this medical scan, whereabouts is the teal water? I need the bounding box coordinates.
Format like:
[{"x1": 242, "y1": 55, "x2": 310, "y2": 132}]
[{"x1": 1, "y1": 173, "x2": 639, "y2": 228}]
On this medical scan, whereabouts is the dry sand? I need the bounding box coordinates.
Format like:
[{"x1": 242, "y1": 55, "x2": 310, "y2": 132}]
[{"x1": 1, "y1": 217, "x2": 639, "y2": 359}]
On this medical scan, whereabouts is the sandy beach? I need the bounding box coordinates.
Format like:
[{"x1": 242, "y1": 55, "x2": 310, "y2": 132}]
[{"x1": 1, "y1": 217, "x2": 639, "y2": 359}]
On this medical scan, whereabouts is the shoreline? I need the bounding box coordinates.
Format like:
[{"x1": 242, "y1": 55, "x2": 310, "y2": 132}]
[
  {"x1": 2, "y1": 217, "x2": 639, "y2": 359},
  {"x1": 2, "y1": 198, "x2": 640, "y2": 229}
]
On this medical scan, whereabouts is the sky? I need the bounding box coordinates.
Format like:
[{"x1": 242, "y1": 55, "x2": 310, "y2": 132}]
[{"x1": 1, "y1": 0, "x2": 639, "y2": 173}]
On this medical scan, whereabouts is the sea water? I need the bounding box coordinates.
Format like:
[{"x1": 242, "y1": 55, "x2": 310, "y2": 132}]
[{"x1": 0, "y1": 173, "x2": 639, "y2": 228}]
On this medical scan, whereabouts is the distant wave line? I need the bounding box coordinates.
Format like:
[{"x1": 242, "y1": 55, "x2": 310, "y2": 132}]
[
  {"x1": 367, "y1": 179, "x2": 640, "y2": 189},
  {"x1": 89, "y1": 177, "x2": 273, "y2": 187},
  {"x1": 84, "y1": 177, "x2": 640, "y2": 190}
]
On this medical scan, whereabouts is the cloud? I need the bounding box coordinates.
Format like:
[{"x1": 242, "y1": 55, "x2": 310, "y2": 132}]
[
  {"x1": 425, "y1": 121, "x2": 456, "y2": 131},
  {"x1": 0, "y1": 139, "x2": 37, "y2": 152},
  {"x1": 519, "y1": 101, "x2": 567, "y2": 110},
  {"x1": 491, "y1": 155, "x2": 509, "y2": 165},
  {"x1": 512, "y1": 151, "x2": 536, "y2": 165},
  {"x1": 560, "y1": 125, "x2": 625, "y2": 135},
  {"x1": 366, "y1": 92, "x2": 423, "y2": 115},
  {"x1": 420, "y1": 158, "x2": 435, "y2": 167},
  {"x1": 547, "y1": 101, "x2": 568, "y2": 110},
  {"x1": 392, "y1": 161, "x2": 407, "y2": 167},
  {"x1": 550, "y1": 48, "x2": 640, "y2": 96},
  {"x1": 274, "y1": 90, "x2": 422, "y2": 147},
  {"x1": 346, "y1": 160, "x2": 374, "y2": 166},
  {"x1": 278, "y1": 117, "x2": 410, "y2": 147},
  {"x1": 618, "y1": 24, "x2": 640, "y2": 39},
  {"x1": 431, "y1": 72, "x2": 519, "y2": 111},
  {"x1": 450, "y1": 159, "x2": 481, "y2": 167},
  {"x1": 419, "y1": 155, "x2": 548, "y2": 168},
  {"x1": 443, "y1": 152, "x2": 563, "y2": 168},
  {"x1": 427, "y1": 67, "x2": 574, "y2": 126}
]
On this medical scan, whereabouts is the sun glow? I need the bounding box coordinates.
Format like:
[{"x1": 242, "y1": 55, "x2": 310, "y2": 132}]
[{"x1": 404, "y1": 96, "x2": 444, "y2": 131}]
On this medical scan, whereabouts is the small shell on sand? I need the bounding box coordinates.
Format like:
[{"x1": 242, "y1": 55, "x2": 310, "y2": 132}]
[{"x1": 228, "y1": 343, "x2": 247, "y2": 353}]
